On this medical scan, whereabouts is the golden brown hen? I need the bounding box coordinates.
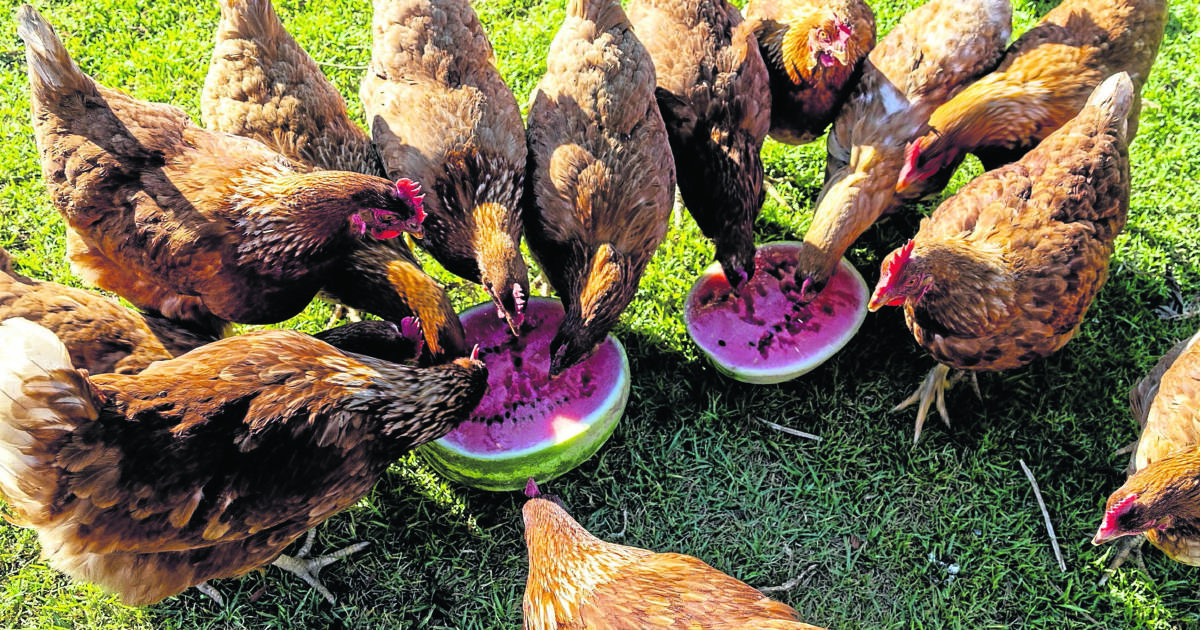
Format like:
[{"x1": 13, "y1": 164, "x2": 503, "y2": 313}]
[
  {"x1": 21, "y1": 5, "x2": 426, "y2": 330},
  {"x1": 744, "y1": 0, "x2": 874, "y2": 145},
  {"x1": 0, "y1": 317, "x2": 486, "y2": 606},
  {"x1": 896, "y1": 0, "x2": 1168, "y2": 193},
  {"x1": 0, "y1": 247, "x2": 219, "y2": 374},
  {"x1": 524, "y1": 0, "x2": 675, "y2": 375},
  {"x1": 361, "y1": 0, "x2": 530, "y2": 335},
  {"x1": 629, "y1": 0, "x2": 770, "y2": 288},
  {"x1": 202, "y1": 0, "x2": 386, "y2": 176},
  {"x1": 200, "y1": 0, "x2": 463, "y2": 359},
  {"x1": 522, "y1": 482, "x2": 826, "y2": 629},
  {"x1": 1093, "y1": 328, "x2": 1200, "y2": 566},
  {"x1": 792, "y1": 0, "x2": 1012, "y2": 298},
  {"x1": 868, "y1": 73, "x2": 1133, "y2": 442}
]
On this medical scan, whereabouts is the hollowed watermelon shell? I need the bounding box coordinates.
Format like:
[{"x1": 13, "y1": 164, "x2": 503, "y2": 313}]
[
  {"x1": 684, "y1": 242, "x2": 868, "y2": 384},
  {"x1": 417, "y1": 297, "x2": 630, "y2": 491}
]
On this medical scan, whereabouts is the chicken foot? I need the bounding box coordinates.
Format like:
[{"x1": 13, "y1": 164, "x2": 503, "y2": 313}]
[
  {"x1": 894, "y1": 364, "x2": 980, "y2": 444},
  {"x1": 271, "y1": 530, "x2": 370, "y2": 604},
  {"x1": 1097, "y1": 533, "x2": 1147, "y2": 586},
  {"x1": 194, "y1": 581, "x2": 225, "y2": 606}
]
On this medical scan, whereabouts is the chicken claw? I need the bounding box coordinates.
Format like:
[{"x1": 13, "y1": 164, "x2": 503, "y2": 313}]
[
  {"x1": 1097, "y1": 533, "x2": 1146, "y2": 587},
  {"x1": 194, "y1": 581, "x2": 224, "y2": 606},
  {"x1": 894, "y1": 363, "x2": 978, "y2": 444},
  {"x1": 271, "y1": 530, "x2": 370, "y2": 604}
]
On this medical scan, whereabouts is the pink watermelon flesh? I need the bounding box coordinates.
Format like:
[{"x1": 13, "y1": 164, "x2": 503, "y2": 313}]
[
  {"x1": 443, "y1": 299, "x2": 623, "y2": 453},
  {"x1": 685, "y1": 242, "x2": 867, "y2": 383},
  {"x1": 419, "y1": 297, "x2": 628, "y2": 491}
]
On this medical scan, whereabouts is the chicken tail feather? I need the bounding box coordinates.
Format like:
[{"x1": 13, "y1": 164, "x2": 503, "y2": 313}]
[
  {"x1": 15, "y1": 5, "x2": 94, "y2": 99},
  {"x1": 0, "y1": 318, "x2": 98, "y2": 524},
  {"x1": 1087, "y1": 73, "x2": 1135, "y2": 141},
  {"x1": 218, "y1": 0, "x2": 285, "y2": 42},
  {"x1": 567, "y1": 0, "x2": 628, "y2": 34}
]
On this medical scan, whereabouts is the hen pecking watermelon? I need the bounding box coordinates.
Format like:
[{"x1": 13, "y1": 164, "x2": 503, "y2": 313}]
[
  {"x1": 685, "y1": 242, "x2": 869, "y2": 384},
  {"x1": 417, "y1": 298, "x2": 629, "y2": 491}
]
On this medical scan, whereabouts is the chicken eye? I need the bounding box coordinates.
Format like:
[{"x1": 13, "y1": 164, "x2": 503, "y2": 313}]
[{"x1": 818, "y1": 31, "x2": 830, "y2": 43}]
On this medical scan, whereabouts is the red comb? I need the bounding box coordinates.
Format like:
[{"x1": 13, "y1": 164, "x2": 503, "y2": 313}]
[
  {"x1": 396, "y1": 179, "x2": 426, "y2": 224},
  {"x1": 835, "y1": 22, "x2": 852, "y2": 44},
  {"x1": 880, "y1": 240, "x2": 915, "y2": 288},
  {"x1": 525, "y1": 477, "x2": 540, "y2": 498},
  {"x1": 1099, "y1": 493, "x2": 1138, "y2": 536},
  {"x1": 470, "y1": 344, "x2": 480, "y2": 361}
]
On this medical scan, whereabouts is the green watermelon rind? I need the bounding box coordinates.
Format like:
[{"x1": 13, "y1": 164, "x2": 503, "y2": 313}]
[
  {"x1": 416, "y1": 304, "x2": 631, "y2": 492},
  {"x1": 685, "y1": 249, "x2": 869, "y2": 385}
]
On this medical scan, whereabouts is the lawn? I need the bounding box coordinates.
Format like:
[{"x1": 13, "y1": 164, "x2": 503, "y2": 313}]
[{"x1": 1, "y1": 0, "x2": 1199, "y2": 628}]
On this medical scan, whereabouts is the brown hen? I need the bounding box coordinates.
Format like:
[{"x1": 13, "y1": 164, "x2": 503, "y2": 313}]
[
  {"x1": 524, "y1": 0, "x2": 675, "y2": 375},
  {"x1": 522, "y1": 484, "x2": 826, "y2": 629},
  {"x1": 629, "y1": 0, "x2": 770, "y2": 288},
  {"x1": 744, "y1": 0, "x2": 874, "y2": 145},
  {"x1": 0, "y1": 317, "x2": 486, "y2": 606},
  {"x1": 19, "y1": 6, "x2": 424, "y2": 336},
  {"x1": 1093, "y1": 328, "x2": 1200, "y2": 566},
  {"x1": 793, "y1": 0, "x2": 1012, "y2": 298},
  {"x1": 361, "y1": 0, "x2": 530, "y2": 335},
  {"x1": 897, "y1": 0, "x2": 1168, "y2": 193},
  {"x1": 200, "y1": 0, "x2": 463, "y2": 359},
  {"x1": 868, "y1": 73, "x2": 1133, "y2": 442},
  {"x1": 0, "y1": 247, "x2": 219, "y2": 374}
]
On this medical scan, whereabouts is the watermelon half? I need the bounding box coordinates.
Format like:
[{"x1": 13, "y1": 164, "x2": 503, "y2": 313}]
[
  {"x1": 417, "y1": 297, "x2": 630, "y2": 491},
  {"x1": 684, "y1": 242, "x2": 868, "y2": 384}
]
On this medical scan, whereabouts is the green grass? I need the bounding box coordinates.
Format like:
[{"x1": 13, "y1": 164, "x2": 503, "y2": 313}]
[{"x1": 1, "y1": 0, "x2": 1199, "y2": 628}]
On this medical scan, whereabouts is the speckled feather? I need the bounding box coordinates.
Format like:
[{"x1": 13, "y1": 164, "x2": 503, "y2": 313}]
[
  {"x1": 198, "y1": 0, "x2": 462, "y2": 357},
  {"x1": 18, "y1": 7, "x2": 423, "y2": 328},
  {"x1": 744, "y1": 0, "x2": 874, "y2": 145},
  {"x1": 524, "y1": 0, "x2": 675, "y2": 374},
  {"x1": 202, "y1": 0, "x2": 386, "y2": 176},
  {"x1": 795, "y1": 0, "x2": 1012, "y2": 288},
  {"x1": 888, "y1": 74, "x2": 1132, "y2": 373},
  {"x1": 522, "y1": 498, "x2": 826, "y2": 629},
  {"x1": 629, "y1": 0, "x2": 771, "y2": 286},
  {"x1": 0, "y1": 322, "x2": 487, "y2": 605},
  {"x1": 361, "y1": 0, "x2": 530, "y2": 332},
  {"x1": 911, "y1": 0, "x2": 1167, "y2": 175}
]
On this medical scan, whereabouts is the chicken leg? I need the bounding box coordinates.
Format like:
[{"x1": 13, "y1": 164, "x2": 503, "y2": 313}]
[
  {"x1": 271, "y1": 530, "x2": 370, "y2": 604},
  {"x1": 894, "y1": 363, "x2": 980, "y2": 444}
]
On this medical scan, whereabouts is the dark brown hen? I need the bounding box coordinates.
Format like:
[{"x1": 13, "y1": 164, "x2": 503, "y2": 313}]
[
  {"x1": 361, "y1": 0, "x2": 530, "y2": 336},
  {"x1": 200, "y1": 0, "x2": 463, "y2": 359},
  {"x1": 0, "y1": 317, "x2": 486, "y2": 605},
  {"x1": 868, "y1": 73, "x2": 1133, "y2": 442},
  {"x1": 524, "y1": 0, "x2": 675, "y2": 375},
  {"x1": 19, "y1": 6, "x2": 424, "y2": 331},
  {"x1": 629, "y1": 0, "x2": 771, "y2": 288},
  {"x1": 743, "y1": 0, "x2": 875, "y2": 145}
]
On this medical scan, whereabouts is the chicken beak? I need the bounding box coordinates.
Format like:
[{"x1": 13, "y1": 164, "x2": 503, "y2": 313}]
[
  {"x1": 1091, "y1": 525, "x2": 1121, "y2": 546},
  {"x1": 867, "y1": 286, "x2": 898, "y2": 312}
]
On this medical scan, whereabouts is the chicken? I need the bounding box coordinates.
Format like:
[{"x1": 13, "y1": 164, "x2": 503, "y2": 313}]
[
  {"x1": 524, "y1": 0, "x2": 675, "y2": 375},
  {"x1": 0, "y1": 316, "x2": 487, "y2": 606},
  {"x1": 19, "y1": 5, "x2": 425, "y2": 333},
  {"x1": 522, "y1": 481, "x2": 826, "y2": 629},
  {"x1": 628, "y1": 0, "x2": 770, "y2": 288},
  {"x1": 361, "y1": 0, "x2": 530, "y2": 335},
  {"x1": 202, "y1": 0, "x2": 386, "y2": 176},
  {"x1": 896, "y1": 0, "x2": 1168, "y2": 194},
  {"x1": 792, "y1": 0, "x2": 1012, "y2": 298},
  {"x1": 200, "y1": 0, "x2": 463, "y2": 359},
  {"x1": 0, "y1": 246, "x2": 220, "y2": 374},
  {"x1": 867, "y1": 73, "x2": 1133, "y2": 442},
  {"x1": 1093, "y1": 328, "x2": 1200, "y2": 565},
  {"x1": 743, "y1": 0, "x2": 874, "y2": 145}
]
